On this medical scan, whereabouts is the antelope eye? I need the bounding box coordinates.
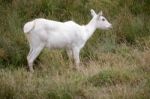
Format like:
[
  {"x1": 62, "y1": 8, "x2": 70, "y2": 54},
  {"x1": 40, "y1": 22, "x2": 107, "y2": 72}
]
[{"x1": 102, "y1": 18, "x2": 105, "y2": 21}]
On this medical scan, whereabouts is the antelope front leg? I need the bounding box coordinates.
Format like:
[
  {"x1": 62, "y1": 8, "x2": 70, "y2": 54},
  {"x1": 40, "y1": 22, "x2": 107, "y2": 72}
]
[
  {"x1": 66, "y1": 49, "x2": 74, "y2": 68},
  {"x1": 72, "y1": 47, "x2": 80, "y2": 70},
  {"x1": 66, "y1": 49, "x2": 73, "y2": 60}
]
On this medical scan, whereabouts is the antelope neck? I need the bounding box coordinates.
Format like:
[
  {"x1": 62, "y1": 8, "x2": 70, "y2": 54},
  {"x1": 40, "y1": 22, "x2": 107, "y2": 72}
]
[{"x1": 84, "y1": 17, "x2": 97, "y2": 41}]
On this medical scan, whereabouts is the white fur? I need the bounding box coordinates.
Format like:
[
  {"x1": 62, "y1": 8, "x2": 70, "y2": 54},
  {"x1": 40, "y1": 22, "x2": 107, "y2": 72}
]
[{"x1": 23, "y1": 9, "x2": 112, "y2": 72}]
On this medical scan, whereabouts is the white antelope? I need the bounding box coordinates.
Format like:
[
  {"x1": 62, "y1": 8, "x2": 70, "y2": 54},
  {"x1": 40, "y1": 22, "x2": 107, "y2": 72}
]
[{"x1": 23, "y1": 9, "x2": 112, "y2": 72}]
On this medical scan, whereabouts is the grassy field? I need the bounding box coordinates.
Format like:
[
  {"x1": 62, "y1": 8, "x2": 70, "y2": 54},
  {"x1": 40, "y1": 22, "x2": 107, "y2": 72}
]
[
  {"x1": 0, "y1": 0, "x2": 150, "y2": 99},
  {"x1": 0, "y1": 44, "x2": 150, "y2": 99}
]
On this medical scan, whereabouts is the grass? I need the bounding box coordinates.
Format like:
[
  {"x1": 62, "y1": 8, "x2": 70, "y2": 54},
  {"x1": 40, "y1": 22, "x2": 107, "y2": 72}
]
[
  {"x1": 0, "y1": 0, "x2": 150, "y2": 98},
  {"x1": 0, "y1": 44, "x2": 150, "y2": 99}
]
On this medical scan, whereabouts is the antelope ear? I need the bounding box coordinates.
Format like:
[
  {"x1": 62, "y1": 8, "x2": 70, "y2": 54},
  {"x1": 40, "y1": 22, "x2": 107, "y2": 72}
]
[
  {"x1": 98, "y1": 11, "x2": 103, "y2": 16},
  {"x1": 90, "y1": 9, "x2": 96, "y2": 17},
  {"x1": 97, "y1": 11, "x2": 103, "y2": 20}
]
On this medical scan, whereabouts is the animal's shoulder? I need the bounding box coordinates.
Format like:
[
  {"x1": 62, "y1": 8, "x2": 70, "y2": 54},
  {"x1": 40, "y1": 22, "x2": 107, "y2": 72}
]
[
  {"x1": 64, "y1": 21, "x2": 81, "y2": 29},
  {"x1": 64, "y1": 21, "x2": 78, "y2": 25}
]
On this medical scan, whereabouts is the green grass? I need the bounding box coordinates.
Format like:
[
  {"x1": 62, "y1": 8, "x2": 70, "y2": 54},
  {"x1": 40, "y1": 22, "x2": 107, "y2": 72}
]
[{"x1": 0, "y1": 0, "x2": 150, "y2": 98}]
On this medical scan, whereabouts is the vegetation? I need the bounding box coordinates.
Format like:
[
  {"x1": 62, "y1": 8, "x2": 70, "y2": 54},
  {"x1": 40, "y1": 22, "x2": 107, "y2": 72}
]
[{"x1": 0, "y1": 0, "x2": 150, "y2": 98}]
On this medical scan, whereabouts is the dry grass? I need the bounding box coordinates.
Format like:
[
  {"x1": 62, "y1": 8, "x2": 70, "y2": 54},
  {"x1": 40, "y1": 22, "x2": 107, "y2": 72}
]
[{"x1": 0, "y1": 44, "x2": 150, "y2": 99}]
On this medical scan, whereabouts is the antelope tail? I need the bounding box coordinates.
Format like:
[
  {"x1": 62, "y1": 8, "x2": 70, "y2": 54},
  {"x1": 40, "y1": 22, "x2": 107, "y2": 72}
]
[{"x1": 23, "y1": 20, "x2": 35, "y2": 33}]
